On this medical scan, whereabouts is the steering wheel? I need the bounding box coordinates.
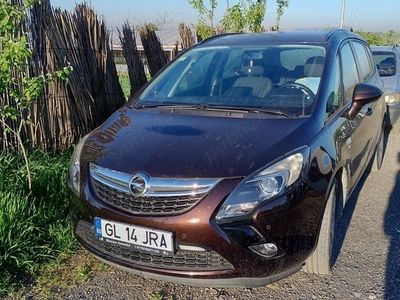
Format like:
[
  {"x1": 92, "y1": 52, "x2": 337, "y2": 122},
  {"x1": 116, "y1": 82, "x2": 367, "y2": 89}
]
[{"x1": 280, "y1": 82, "x2": 316, "y2": 99}]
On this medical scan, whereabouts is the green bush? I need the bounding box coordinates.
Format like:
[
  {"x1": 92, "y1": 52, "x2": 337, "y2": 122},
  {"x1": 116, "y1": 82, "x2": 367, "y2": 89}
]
[{"x1": 0, "y1": 150, "x2": 76, "y2": 296}]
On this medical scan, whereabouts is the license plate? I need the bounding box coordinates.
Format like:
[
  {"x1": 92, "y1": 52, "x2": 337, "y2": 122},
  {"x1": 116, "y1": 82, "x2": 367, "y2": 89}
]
[{"x1": 94, "y1": 217, "x2": 174, "y2": 256}]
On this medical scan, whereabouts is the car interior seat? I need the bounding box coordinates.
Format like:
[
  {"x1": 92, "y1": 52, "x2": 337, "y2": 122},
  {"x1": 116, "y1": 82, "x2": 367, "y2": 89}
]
[
  {"x1": 303, "y1": 56, "x2": 325, "y2": 77},
  {"x1": 230, "y1": 66, "x2": 273, "y2": 98},
  {"x1": 295, "y1": 56, "x2": 325, "y2": 95}
]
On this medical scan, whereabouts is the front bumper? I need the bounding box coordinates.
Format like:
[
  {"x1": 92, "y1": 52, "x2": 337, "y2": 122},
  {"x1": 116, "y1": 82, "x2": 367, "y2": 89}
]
[
  {"x1": 72, "y1": 177, "x2": 324, "y2": 287},
  {"x1": 386, "y1": 102, "x2": 400, "y2": 126},
  {"x1": 89, "y1": 247, "x2": 302, "y2": 288}
]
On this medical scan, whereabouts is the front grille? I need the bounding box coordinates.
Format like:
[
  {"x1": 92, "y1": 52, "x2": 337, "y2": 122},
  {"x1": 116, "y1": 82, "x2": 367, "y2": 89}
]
[
  {"x1": 76, "y1": 221, "x2": 233, "y2": 272},
  {"x1": 89, "y1": 163, "x2": 220, "y2": 216},
  {"x1": 92, "y1": 179, "x2": 204, "y2": 215}
]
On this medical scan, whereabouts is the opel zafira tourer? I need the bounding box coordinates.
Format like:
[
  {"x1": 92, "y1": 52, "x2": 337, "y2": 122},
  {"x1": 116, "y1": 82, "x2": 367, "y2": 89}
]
[{"x1": 69, "y1": 29, "x2": 385, "y2": 287}]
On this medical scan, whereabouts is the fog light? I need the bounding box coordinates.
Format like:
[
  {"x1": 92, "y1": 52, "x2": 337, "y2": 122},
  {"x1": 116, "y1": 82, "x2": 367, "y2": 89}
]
[{"x1": 249, "y1": 243, "x2": 278, "y2": 258}]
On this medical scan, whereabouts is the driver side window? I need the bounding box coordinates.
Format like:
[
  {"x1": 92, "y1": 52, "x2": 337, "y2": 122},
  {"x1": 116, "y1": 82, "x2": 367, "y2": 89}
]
[
  {"x1": 340, "y1": 43, "x2": 360, "y2": 103},
  {"x1": 326, "y1": 57, "x2": 341, "y2": 118}
]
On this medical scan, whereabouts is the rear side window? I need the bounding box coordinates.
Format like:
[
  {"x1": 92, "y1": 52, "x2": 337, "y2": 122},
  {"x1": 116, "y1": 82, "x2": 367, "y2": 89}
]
[
  {"x1": 372, "y1": 51, "x2": 396, "y2": 77},
  {"x1": 352, "y1": 42, "x2": 373, "y2": 81},
  {"x1": 340, "y1": 43, "x2": 360, "y2": 102}
]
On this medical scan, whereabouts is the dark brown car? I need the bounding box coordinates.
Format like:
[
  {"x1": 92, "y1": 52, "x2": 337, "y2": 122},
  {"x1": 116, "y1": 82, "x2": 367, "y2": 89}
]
[{"x1": 69, "y1": 30, "x2": 385, "y2": 287}]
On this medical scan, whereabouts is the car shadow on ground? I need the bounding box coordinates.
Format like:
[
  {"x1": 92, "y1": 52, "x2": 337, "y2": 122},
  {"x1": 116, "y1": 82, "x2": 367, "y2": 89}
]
[
  {"x1": 384, "y1": 151, "x2": 400, "y2": 299},
  {"x1": 331, "y1": 129, "x2": 391, "y2": 267},
  {"x1": 331, "y1": 162, "x2": 370, "y2": 265},
  {"x1": 328, "y1": 127, "x2": 399, "y2": 299}
]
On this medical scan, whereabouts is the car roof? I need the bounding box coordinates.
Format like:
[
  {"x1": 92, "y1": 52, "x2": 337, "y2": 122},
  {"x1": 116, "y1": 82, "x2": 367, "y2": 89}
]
[{"x1": 198, "y1": 29, "x2": 361, "y2": 47}]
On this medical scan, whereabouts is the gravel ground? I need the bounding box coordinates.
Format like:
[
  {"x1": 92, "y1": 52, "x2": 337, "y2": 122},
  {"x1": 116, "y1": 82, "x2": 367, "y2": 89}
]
[{"x1": 63, "y1": 124, "x2": 400, "y2": 300}]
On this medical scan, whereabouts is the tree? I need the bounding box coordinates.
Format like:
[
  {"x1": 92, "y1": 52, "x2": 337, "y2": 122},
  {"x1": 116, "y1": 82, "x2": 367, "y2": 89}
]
[
  {"x1": 385, "y1": 30, "x2": 398, "y2": 45},
  {"x1": 189, "y1": 0, "x2": 290, "y2": 37},
  {"x1": 356, "y1": 31, "x2": 385, "y2": 45},
  {"x1": 221, "y1": 2, "x2": 246, "y2": 32},
  {"x1": 221, "y1": 0, "x2": 267, "y2": 33},
  {"x1": 0, "y1": 0, "x2": 72, "y2": 189},
  {"x1": 188, "y1": 0, "x2": 218, "y2": 40},
  {"x1": 246, "y1": 0, "x2": 267, "y2": 32},
  {"x1": 276, "y1": 0, "x2": 289, "y2": 31}
]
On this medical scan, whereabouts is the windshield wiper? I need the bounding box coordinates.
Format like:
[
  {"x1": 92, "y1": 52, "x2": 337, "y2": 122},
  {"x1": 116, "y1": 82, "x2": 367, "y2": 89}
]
[
  {"x1": 134, "y1": 103, "x2": 206, "y2": 110},
  {"x1": 134, "y1": 103, "x2": 291, "y2": 118},
  {"x1": 204, "y1": 105, "x2": 291, "y2": 118}
]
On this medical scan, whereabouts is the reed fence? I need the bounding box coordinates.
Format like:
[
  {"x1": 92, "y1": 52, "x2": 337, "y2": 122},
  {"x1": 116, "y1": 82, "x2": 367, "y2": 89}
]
[
  {"x1": 139, "y1": 24, "x2": 168, "y2": 77},
  {"x1": 118, "y1": 22, "x2": 147, "y2": 98},
  {"x1": 1, "y1": 0, "x2": 125, "y2": 151},
  {"x1": 179, "y1": 23, "x2": 196, "y2": 49},
  {"x1": 1, "y1": 1, "x2": 192, "y2": 152}
]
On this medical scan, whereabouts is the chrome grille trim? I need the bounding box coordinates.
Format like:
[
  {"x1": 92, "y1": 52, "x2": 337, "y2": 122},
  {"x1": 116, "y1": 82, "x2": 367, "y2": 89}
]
[
  {"x1": 89, "y1": 163, "x2": 221, "y2": 215},
  {"x1": 91, "y1": 164, "x2": 131, "y2": 194},
  {"x1": 90, "y1": 163, "x2": 221, "y2": 198}
]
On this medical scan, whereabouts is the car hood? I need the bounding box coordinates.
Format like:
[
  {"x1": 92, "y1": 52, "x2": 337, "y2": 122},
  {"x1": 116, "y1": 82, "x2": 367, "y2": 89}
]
[{"x1": 82, "y1": 108, "x2": 320, "y2": 178}]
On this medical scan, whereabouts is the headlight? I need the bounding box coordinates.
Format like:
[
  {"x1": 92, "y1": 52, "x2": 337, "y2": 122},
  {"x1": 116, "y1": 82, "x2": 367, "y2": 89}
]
[
  {"x1": 215, "y1": 146, "x2": 310, "y2": 222},
  {"x1": 385, "y1": 93, "x2": 400, "y2": 104},
  {"x1": 68, "y1": 135, "x2": 88, "y2": 195}
]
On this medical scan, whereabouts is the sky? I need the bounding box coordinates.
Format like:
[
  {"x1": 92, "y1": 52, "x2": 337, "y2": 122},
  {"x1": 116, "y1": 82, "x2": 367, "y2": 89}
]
[{"x1": 51, "y1": 0, "x2": 400, "y2": 33}]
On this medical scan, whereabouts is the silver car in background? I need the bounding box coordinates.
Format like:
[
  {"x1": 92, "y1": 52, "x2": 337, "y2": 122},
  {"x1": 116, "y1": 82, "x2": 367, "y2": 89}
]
[{"x1": 372, "y1": 46, "x2": 400, "y2": 125}]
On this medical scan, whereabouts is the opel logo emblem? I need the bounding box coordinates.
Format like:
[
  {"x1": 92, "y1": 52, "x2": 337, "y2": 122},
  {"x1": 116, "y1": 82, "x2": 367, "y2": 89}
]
[{"x1": 129, "y1": 172, "x2": 150, "y2": 197}]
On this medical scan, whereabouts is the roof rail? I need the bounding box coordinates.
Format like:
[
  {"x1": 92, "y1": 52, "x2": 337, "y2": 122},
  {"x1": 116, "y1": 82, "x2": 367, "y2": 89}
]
[
  {"x1": 325, "y1": 28, "x2": 354, "y2": 40},
  {"x1": 198, "y1": 32, "x2": 243, "y2": 45}
]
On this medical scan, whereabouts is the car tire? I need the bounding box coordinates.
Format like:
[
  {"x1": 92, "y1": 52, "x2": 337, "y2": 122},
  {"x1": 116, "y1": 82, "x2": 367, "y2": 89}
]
[
  {"x1": 372, "y1": 127, "x2": 384, "y2": 171},
  {"x1": 303, "y1": 179, "x2": 338, "y2": 275}
]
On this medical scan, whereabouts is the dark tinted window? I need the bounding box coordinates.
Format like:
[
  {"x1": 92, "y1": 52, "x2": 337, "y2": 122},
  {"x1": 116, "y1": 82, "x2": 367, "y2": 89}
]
[
  {"x1": 372, "y1": 51, "x2": 396, "y2": 76},
  {"x1": 340, "y1": 43, "x2": 359, "y2": 102},
  {"x1": 326, "y1": 57, "x2": 341, "y2": 118},
  {"x1": 352, "y1": 42, "x2": 372, "y2": 81}
]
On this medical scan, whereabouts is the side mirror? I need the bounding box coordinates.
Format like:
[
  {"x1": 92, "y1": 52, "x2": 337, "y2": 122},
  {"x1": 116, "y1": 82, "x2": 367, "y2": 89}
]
[{"x1": 348, "y1": 83, "x2": 382, "y2": 120}]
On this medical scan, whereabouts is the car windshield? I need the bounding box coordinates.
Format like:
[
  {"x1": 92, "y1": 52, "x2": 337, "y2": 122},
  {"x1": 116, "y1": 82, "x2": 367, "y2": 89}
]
[
  {"x1": 136, "y1": 45, "x2": 326, "y2": 117},
  {"x1": 373, "y1": 51, "x2": 396, "y2": 77}
]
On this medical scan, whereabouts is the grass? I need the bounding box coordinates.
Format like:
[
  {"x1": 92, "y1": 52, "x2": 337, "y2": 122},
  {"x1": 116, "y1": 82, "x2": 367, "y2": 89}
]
[
  {"x1": 147, "y1": 289, "x2": 178, "y2": 300},
  {"x1": 35, "y1": 251, "x2": 108, "y2": 299},
  {"x1": 118, "y1": 71, "x2": 152, "y2": 101},
  {"x1": 7, "y1": 251, "x2": 109, "y2": 299},
  {"x1": 148, "y1": 291, "x2": 165, "y2": 300},
  {"x1": 77, "y1": 263, "x2": 93, "y2": 282},
  {"x1": 0, "y1": 150, "x2": 77, "y2": 297},
  {"x1": 118, "y1": 73, "x2": 131, "y2": 100}
]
